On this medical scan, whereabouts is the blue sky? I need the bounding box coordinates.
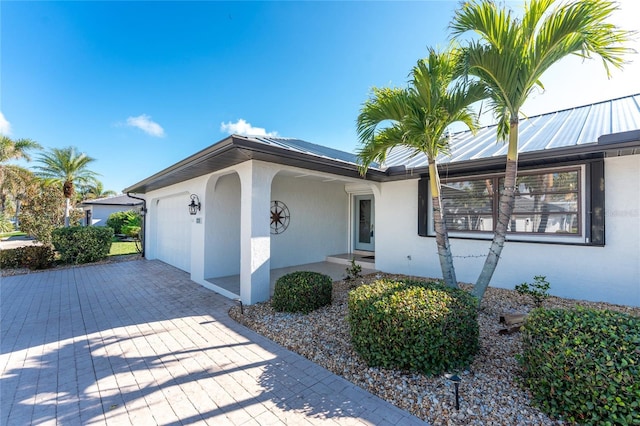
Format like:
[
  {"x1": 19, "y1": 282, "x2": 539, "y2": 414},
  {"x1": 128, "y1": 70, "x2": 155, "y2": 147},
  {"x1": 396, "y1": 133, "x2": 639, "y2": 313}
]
[{"x1": 2, "y1": 1, "x2": 639, "y2": 194}]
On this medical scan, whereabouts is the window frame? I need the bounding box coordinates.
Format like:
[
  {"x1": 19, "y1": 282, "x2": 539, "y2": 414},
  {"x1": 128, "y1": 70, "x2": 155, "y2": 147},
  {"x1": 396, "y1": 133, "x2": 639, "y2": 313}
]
[{"x1": 418, "y1": 160, "x2": 605, "y2": 246}]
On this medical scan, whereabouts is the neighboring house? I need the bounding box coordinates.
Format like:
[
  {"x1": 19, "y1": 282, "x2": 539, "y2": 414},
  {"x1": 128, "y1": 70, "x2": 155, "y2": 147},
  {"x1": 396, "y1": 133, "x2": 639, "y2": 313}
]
[
  {"x1": 124, "y1": 94, "x2": 640, "y2": 307},
  {"x1": 79, "y1": 194, "x2": 144, "y2": 228}
]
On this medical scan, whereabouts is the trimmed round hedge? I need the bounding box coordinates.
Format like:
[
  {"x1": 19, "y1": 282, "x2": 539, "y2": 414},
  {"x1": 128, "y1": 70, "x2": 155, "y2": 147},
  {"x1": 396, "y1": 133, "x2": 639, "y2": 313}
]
[
  {"x1": 52, "y1": 226, "x2": 113, "y2": 264},
  {"x1": 271, "y1": 271, "x2": 333, "y2": 314},
  {"x1": 348, "y1": 279, "x2": 479, "y2": 375},
  {"x1": 519, "y1": 307, "x2": 640, "y2": 425}
]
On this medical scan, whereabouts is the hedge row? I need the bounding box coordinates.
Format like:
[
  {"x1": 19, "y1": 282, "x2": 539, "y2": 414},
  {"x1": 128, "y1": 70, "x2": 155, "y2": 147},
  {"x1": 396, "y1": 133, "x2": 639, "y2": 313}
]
[{"x1": 0, "y1": 245, "x2": 55, "y2": 270}]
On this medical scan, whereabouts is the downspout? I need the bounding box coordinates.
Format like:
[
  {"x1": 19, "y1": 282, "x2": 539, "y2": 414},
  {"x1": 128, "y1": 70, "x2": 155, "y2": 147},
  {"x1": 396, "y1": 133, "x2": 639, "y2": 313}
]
[{"x1": 127, "y1": 192, "x2": 147, "y2": 258}]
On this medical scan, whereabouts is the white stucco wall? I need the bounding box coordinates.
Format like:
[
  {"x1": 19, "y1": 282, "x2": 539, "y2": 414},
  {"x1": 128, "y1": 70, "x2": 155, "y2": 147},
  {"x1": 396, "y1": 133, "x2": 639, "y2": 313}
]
[
  {"x1": 204, "y1": 173, "x2": 241, "y2": 279},
  {"x1": 143, "y1": 177, "x2": 206, "y2": 273},
  {"x1": 375, "y1": 155, "x2": 640, "y2": 307},
  {"x1": 86, "y1": 205, "x2": 138, "y2": 227},
  {"x1": 270, "y1": 175, "x2": 349, "y2": 268}
]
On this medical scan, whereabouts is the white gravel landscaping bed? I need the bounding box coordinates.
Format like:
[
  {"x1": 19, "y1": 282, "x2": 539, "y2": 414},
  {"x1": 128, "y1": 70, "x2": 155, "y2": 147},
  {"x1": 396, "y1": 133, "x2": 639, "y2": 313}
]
[{"x1": 229, "y1": 273, "x2": 640, "y2": 425}]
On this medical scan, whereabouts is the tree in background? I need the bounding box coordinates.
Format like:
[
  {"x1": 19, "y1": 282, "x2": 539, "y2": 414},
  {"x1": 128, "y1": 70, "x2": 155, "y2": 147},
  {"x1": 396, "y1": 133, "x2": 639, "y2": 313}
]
[
  {"x1": 0, "y1": 135, "x2": 42, "y2": 163},
  {"x1": 356, "y1": 47, "x2": 487, "y2": 288},
  {"x1": 0, "y1": 135, "x2": 42, "y2": 228},
  {"x1": 33, "y1": 146, "x2": 99, "y2": 227},
  {"x1": 0, "y1": 166, "x2": 39, "y2": 228},
  {"x1": 451, "y1": 0, "x2": 634, "y2": 301},
  {"x1": 77, "y1": 181, "x2": 117, "y2": 202},
  {"x1": 19, "y1": 181, "x2": 66, "y2": 245}
]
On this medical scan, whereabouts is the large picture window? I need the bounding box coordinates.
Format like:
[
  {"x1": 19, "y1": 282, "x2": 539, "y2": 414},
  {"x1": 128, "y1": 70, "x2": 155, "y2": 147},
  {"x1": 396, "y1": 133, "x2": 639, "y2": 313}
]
[
  {"x1": 442, "y1": 169, "x2": 580, "y2": 235},
  {"x1": 417, "y1": 162, "x2": 604, "y2": 245}
]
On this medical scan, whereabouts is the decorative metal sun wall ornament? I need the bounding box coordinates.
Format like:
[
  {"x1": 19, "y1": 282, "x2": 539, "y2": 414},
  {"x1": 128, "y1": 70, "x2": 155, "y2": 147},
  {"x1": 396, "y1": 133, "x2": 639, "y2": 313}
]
[{"x1": 270, "y1": 200, "x2": 290, "y2": 234}]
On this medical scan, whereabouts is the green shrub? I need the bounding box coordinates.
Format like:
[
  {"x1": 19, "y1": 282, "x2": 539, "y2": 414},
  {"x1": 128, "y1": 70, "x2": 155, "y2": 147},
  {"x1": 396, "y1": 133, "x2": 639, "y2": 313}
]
[
  {"x1": 519, "y1": 307, "x2": 640, "y2": 424},
  {"x1": 106, "y1": 210, "x2": 140, "y2": 235},
  {"x1": 271, "y1": 271, "x2": 333, "y2": 314},
  {"x1": 348, "y1": 279, "x2": 479, "y2": 375},
  {"x1": 515, "y1": 275, "x2": 551, "y2": 307},
  {"x1": 345, "y1": 257, "x2": 362, "y2": 281},
  {"x1": 0, "y1": 245, "x2": 55, "y2": 270},
  {"x1": 20, "y1": 245, "x2": 56, "y2": 269},
  {"x1": 0, "y1": 248, "x2": 21, "y2": 268},
  {"x1": 52, "y1": 226, "x2": 114, "y2": 264}
]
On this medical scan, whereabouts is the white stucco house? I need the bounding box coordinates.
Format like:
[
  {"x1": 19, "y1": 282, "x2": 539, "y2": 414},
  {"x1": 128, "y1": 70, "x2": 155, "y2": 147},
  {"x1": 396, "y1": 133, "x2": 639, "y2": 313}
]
[
  {"x1": 124, "y1": 94, "x2": 640, "y2": 307},
  {"x1": 79, "y1": 194, "x2": 144, "y2": 227}
]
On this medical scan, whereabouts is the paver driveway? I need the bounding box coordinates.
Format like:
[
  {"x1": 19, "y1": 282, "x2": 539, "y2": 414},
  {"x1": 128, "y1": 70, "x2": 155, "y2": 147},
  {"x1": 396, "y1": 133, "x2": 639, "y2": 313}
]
[{"x1": 1, "y1": 259, "x2": 425, "y2": 425}]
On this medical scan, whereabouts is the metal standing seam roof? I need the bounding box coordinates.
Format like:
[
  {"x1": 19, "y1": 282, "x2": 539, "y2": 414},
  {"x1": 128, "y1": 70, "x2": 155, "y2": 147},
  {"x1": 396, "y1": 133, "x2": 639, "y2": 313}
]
[
  {"x1": 251, "y1": 136, "x2": 362, "y2": 165},
  {"x1": 124, "y1": 94, "x2": 640, "y2": 194},
  {"x1": 382, "y1": 93, "x2": 640, "y2": 168}
]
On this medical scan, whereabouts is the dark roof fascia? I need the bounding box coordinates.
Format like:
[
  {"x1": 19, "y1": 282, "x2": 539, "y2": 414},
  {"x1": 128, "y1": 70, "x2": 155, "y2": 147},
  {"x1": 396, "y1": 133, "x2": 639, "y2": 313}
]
[
  {"x1": 124, "y1": 136, "x2": 388, "y2": 194},
  {"x1": 232, "y1": 136, "x2": 387, "y2": 181},
  {"x1": 80, "y1": 201, "x2": 143, "y2": 207},
  {"x1": 124, "y1": 136, "x2": 238, "y2": 193},
  {"x1": 124, "y1": 131, "x2": 640, "y2": 193}
]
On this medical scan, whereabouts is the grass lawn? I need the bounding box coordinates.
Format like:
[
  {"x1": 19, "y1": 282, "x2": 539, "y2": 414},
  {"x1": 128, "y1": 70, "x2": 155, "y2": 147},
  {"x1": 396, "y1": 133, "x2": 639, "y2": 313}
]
[
  {"x1": 0, "y1": 231, "x2": 27, "y2": 239},
  {"x1": 109, "y1": 241, "x2": 139, "y2": 256}
]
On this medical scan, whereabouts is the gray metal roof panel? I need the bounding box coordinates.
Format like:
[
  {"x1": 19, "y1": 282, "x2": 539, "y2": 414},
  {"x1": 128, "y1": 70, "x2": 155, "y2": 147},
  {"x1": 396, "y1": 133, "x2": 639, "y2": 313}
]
[
  {"x1": 250, "y1": 137, "x2": 361, "y2": 165},
  {"x1": 124, "y1": 94, "x2": 640, "y2": 193},
  {"x1": 384, "y1": 93, "x2": 640, "y2": 168}
]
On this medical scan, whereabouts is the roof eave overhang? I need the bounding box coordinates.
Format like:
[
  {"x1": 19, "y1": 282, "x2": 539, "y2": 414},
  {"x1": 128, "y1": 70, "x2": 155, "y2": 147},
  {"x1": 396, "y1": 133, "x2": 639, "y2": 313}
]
[
  {"x1": 124, "y1": 135, "x2": 387, "y2": 194},
  {"x1": 124, "y1": 130, "x2": 640, "y2": 193}
]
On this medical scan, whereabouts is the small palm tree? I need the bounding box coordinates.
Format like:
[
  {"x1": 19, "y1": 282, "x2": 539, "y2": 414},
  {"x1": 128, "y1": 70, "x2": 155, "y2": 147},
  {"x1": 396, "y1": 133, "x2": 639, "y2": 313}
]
[
  {"x1": 357, "y1": 47, "x2": 487, "y2": 288},
  {"x1": 450, "y1": 0, "x2": 635, "y2": 301},
  {"x1": 34, "y1": 146, "x2": 99, "y2": 227},
  {"x1": 78, "y1": 181, "x2": 117, "y2": 201}
]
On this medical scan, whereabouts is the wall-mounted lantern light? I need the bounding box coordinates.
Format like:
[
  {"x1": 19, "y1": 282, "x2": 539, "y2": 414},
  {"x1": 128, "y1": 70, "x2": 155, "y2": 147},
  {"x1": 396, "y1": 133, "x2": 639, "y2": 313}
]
[{"x1": 188, "y1": 194, "x2": 201, "y2": 215}]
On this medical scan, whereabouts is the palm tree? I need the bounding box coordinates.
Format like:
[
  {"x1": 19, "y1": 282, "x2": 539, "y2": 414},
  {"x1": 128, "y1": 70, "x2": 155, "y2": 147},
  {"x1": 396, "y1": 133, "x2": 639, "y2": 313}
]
[
  {"x1": 0, "y1": 135, "x2": 41, "y2": 227},
  {"x1": 0, "y1": 165, "x2": 38, "y2": 227},
  {"x1": 357, "y1": 48, "x2": 487, "y2": 288},
  {"x1": 450, "y1": 0, "x2": 634, "y2": 301},
  {"x1": 77, "y1": 181, "x2": 117, "y2": 202},
  {"x1": 33, "y1": 146, "x2": 99, "y2": 227},
  {"x1": 0, "y1": 136, "x2": 42, "y2": 163}
]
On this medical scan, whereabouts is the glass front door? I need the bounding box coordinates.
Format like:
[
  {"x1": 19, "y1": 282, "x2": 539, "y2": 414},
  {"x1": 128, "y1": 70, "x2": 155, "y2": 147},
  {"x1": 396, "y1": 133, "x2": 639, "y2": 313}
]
[{"x1": 354, "y1": 195, "x2": 374, "y2": 252}]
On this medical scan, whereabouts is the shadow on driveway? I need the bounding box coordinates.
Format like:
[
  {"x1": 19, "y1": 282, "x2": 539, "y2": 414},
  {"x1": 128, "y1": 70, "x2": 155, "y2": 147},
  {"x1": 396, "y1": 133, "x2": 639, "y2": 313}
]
[{"x1": 1, "y1": 259, "x2": 425, "y2": 425}]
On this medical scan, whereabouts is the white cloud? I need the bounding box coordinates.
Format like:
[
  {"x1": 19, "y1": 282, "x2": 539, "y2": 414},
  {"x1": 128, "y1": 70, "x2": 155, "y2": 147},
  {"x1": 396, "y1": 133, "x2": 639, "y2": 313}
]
[
  {"x1": 0, "y1": 112, "x2": 12, "y2": 135},
  {"x1": 220, "y1": 119, "x2": 278, "y2": 137},
  {"x1": 126, "y1": 114, "x2": 165, "y2": 137}
]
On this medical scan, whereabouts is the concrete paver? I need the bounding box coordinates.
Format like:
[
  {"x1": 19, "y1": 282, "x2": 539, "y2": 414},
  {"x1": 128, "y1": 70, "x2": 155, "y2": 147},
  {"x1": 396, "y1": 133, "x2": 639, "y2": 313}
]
[{"x1": 1, "y1": 259, "x2": 426, "y2": 425}]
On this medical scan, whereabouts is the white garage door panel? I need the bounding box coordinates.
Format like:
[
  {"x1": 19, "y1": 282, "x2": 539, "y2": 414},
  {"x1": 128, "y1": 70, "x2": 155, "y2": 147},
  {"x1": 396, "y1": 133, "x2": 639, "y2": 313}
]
[{"x1": 156, "y1": 195, "x2": 191, "y2": 272}]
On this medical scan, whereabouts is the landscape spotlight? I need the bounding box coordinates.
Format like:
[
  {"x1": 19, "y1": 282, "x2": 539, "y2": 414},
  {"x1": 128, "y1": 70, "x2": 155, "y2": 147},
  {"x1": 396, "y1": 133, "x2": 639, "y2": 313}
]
[{"x1": 445, "y1": 373, "x2": 462, "y2": 410}]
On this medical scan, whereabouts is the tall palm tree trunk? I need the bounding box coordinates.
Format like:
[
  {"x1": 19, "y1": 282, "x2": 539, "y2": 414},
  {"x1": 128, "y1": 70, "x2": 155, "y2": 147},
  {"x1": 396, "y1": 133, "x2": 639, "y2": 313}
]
[
  {"x1": 64, "y1": 197, "x2": 71, "y2": 227},
  {"x1": 473, "y1": 119, "x2": 519, "y2": 299},
  {"x1": 429, "y1": 160, "x2": 458, "y2": 288}
]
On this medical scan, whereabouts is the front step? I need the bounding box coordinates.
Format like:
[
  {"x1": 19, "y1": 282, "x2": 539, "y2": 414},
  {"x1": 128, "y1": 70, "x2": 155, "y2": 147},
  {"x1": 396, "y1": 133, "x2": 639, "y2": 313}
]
[{"x1": 326, "y1": 254, "x2": 375, "y2": 269}]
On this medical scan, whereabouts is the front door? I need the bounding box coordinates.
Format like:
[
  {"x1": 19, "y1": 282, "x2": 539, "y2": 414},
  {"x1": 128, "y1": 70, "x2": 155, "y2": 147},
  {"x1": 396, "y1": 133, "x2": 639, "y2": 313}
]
[{"x1": 354, "y1": 195, "x2": 374, "y2": 252}]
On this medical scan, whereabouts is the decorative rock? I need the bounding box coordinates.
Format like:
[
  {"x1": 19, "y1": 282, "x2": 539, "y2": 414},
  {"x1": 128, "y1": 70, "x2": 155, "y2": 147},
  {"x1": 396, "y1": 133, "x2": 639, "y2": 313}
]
[{"x1": 229, "y1": 273, "x2": 639, "y2": 426}]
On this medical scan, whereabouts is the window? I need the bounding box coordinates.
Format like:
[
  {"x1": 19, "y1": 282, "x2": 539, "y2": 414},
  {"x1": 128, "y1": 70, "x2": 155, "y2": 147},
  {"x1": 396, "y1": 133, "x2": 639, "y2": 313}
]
[{"x1": 418, "y1": 161, "x2": 604, "y2": 245}]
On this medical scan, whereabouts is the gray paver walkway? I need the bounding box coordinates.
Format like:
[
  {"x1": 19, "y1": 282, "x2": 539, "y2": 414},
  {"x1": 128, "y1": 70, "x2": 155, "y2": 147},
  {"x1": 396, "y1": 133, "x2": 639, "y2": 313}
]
[{"x1": 1, "y1": 259, "x2": 425, "y2": 425}]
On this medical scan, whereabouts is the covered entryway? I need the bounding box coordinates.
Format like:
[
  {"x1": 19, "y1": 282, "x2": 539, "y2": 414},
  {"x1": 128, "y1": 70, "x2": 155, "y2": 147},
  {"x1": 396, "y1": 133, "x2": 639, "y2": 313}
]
[{"x1": 154, "y1": 193, "x2": 192, "y2": 272}]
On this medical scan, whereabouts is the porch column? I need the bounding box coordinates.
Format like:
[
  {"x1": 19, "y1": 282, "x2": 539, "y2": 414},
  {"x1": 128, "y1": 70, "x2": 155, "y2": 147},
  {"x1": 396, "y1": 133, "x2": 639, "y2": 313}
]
[
  {"x1": 237, "y1": 161, "x2": 278, "y2": 305},
  {"x1": 190, "y1": 178, "x2": 208, "y2": 284}
]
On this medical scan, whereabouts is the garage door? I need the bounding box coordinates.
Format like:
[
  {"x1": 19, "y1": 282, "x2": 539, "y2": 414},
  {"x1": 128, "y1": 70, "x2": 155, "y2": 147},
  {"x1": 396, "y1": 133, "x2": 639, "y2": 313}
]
[{"x1": 156, "y1": 194, "x2": 191, "y2": 272}]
